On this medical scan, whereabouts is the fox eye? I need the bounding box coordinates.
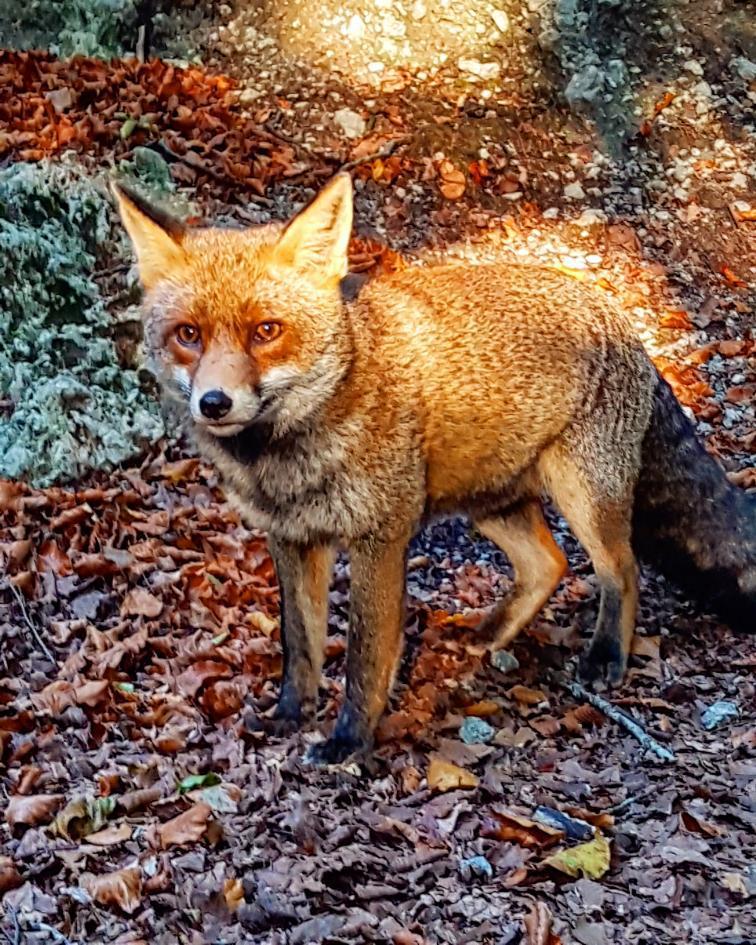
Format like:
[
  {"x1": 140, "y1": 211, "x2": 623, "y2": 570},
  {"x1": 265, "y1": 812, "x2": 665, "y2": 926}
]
[
  {"x1": 254, "y1": 321, "x2": 282, "y2": 344},
  {"x1": 176, "y1": 324, "x2": 200, "y2": 346}
]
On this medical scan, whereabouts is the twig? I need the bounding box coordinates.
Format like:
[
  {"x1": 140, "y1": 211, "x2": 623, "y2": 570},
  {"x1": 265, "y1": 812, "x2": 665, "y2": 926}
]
[
  {"x1": 340, "y1": 136, "x2": 410, "y2": 173},
  {"x1": 2, "y1": 905, "x2": 21, "y2": 945},
  {"x1": 148, "y1": 140, "x2": 274, "y2": 206},
  {"x1": 565, "y1": 679, "x2": 676, "y2": 763},
  {"x1": 8, "y1": 582, "x2": 56, "y2": 664},
  {"x1": 27, "y1": 922, "x2": 79, "y2": 945}
]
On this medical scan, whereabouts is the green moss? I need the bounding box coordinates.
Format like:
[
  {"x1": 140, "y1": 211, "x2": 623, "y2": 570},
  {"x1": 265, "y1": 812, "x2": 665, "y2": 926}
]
[
  {"x1": 0, "y1": 0, "x2": 138, "y2": 58},
  {"x1": 0, "y1": 161, "x2": 163, "y2": 487}
]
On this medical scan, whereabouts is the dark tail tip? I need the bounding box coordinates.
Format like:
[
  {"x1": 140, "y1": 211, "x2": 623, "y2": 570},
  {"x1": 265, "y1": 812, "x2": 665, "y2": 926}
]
[{"x1": 632, "y1": 376, "x2": 756, "y2": 629}]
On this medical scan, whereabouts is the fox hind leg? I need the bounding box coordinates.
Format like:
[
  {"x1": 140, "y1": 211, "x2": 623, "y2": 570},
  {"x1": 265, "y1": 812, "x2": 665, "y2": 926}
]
[
  {"x1": 541, "y1": 452, "x2": 638, "y2": 688},
  {"x1": 475, "y1": 499, "x2": 567, "y2": 651}
]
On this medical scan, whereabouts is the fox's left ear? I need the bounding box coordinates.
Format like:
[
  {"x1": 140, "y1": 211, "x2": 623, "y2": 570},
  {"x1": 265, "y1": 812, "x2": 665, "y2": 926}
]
[
  {"x1": 275, "y1": 173, "x2": 353, "y2": 282},
  {"x1": 111, "y1": 181, "x2": 188, "y2": 291}
]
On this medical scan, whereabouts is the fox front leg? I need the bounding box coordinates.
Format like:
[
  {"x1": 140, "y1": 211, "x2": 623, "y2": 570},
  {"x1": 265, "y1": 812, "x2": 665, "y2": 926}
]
[
  {"x1": 268, "y1": 538, "x2": 335, "y2": 726},
  {"x1": 306, "y1": 533, "x2": 409, "y2": 765}
]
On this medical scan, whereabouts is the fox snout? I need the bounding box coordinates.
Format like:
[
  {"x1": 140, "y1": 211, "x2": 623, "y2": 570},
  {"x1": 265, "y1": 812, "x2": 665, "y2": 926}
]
[{"x1": 198, "y1": 389, "x2": 233, "y2": 420}]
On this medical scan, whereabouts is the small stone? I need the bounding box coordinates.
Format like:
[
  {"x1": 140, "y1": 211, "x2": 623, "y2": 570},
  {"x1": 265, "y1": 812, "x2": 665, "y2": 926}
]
[
  {"x1": 564, "y1": 182, "x2": 585, "y2": 200},
  {"x1": 701, "y1": 700, "x2": 739, "y2": 731},
  {"x1": 731, "y1": 172, "x2": 749, "y2": 190},
  {"x1": 576, "y1": 208, "x2": 607, "y2": 226},
  {"x1": 346, "y1": 14, "x2": 365, "y2": 39},
  {"x1": 460, "y1": 717, "x2": 495, "y2": 744},
  {"x1": 411, "y1": 0, "x2": 427, "y2": 19},
  {"x1": 684, "y1": 60, "x2": 704, "y2": 76},
  {"x1": 333, "y1": 108, "x2": 366, "y2": 139},
  {"x1": 732, "y1": 57, "x2": 756, "y2": 81},
  {"x1": 459, "y1": 855, "x2": 493, "y2": 881},
  {"x1": 491, "y1": 10, "x2": 510, "y2": 32},
  {"x1": 458, "y1": 58, "x2": 501, "y2": 80},
  {"x1": 491, "y1": 650, "x2": 519, "y2": 673}
]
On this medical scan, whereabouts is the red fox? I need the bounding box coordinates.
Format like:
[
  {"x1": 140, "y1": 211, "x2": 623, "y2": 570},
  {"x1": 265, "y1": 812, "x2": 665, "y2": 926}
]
[{"x1": 114, "y1": 175, "x2": 756, "y2": 763}]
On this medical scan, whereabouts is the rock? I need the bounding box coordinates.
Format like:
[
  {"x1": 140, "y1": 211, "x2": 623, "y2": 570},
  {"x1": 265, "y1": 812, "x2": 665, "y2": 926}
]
[
  {"x1": 564, "y1": 182, "x2": 586, "y2": 199},
  {"x1": 460, "y1": 717, "x2": 495, "y2": 744},
  {"x1": 333, "y1": 108, "x2": 366, "y2": 139},
  {"x1": 458, "y1": 58, "x2": 501, "y2": 80},
  {"x1": 700, "y1": 700, "x2": 739, "y2": 731},
  {"x1": 491, "y1": 10, "x2": 510, "y2": 33},
  {"x1": 732, "y1": 57, "x2": 756, "y2": 81},
  {"x1": 491, "y1": 650, "x2": 519, "y2": 673},
  {"x1": 346, "y1": 14, "x2": 365, "y2": 39},
  {"x1": 411, "y1": 0, "x2": 427, "y2": 19},
  {"x1": 459, "y1": 855, "x2": 494, "y2": 881}
]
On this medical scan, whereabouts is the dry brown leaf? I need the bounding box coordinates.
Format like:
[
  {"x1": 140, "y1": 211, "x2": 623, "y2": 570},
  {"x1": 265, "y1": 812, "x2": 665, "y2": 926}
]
[
  {"x1": 0, "y1": 856, "x2": 23, "y2": 894},
  {"x1": 224, "y1": 876, "x2": 244, "y2": 912},
  {"x1": 437, "y1": 159, "x2": 466, "y2": 200},
  {"x1": 121, "y1": 587, "x2": 163, "y2": 618},
  {"x1": 157, "y1": 802, "x2": 212, "y2": 848},
  {"x1": 428, "y1": 756, "x2": 479, "y2": 792},
  {"x1": 523, "y1": 901, "x2": 553, "y2": 945},
  {"x1": 84, "y1": 823, "x2": 134, "y2": 846},
  {"x1": 75, "y1": 679, "x2": 110, "y2": 707},
  {"x1": 6, "y1": 793, "x2": 63, "y2": 828},
  {"x1": 177, "y1": 660, "x2": 233, "y2": 698},
  {"x1": 465, "y1": 700, "x2": 500, "y2": 717},
  {"x1": 509, "y1": 685, "x2": 547, "y2": 706},
  {"x1": 484, "y1": 808, "x2": 563, "y2": 848},
  {"x1": 83, "y1": 866, "x2": 143, "y2": 914}
]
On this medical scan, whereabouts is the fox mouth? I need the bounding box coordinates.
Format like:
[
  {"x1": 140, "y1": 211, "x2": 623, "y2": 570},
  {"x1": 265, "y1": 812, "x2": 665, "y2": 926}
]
[{"x1": 198, "y1": 420, "x2": 250, "y2": 437}]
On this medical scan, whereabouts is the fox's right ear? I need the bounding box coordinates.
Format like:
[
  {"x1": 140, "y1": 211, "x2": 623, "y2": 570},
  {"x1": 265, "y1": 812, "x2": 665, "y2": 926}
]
[{"x1": 111, "y1": 182, "x2": 187, "y2": 290}]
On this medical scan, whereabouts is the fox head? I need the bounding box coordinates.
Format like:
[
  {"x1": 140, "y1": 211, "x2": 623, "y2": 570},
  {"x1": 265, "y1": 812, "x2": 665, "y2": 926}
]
[{"x1": 113, "y1": 174, "x2": 353, "y2": 438}]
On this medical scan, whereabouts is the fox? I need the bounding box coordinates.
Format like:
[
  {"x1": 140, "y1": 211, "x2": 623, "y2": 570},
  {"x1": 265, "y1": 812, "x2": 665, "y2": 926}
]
[{"x1": 113, "y1": 173, "x2": 756, "y2": 763}]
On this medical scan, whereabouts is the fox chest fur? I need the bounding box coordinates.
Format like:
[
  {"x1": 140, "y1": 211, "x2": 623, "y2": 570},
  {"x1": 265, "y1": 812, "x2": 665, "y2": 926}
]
[{"x1": 196, "y1": 411, "x2": 426, "y2": 545}]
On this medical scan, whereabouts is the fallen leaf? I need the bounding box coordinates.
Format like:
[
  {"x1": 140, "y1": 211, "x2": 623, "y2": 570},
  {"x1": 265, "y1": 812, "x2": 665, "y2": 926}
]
[
  {"x1": 75, "y1": 680, "x2": 110, "y2": 707},
  {"x1": 157, "y1": 802, "x2": 211, "y2": 848},
  {"x1": 0, "y1": 856, "x2": 23, "y2": 894},
  {"x1": 121, "y1": 587, "x2": 163, "y2": 618},
  {"x1": 523, "y1": 901, "x2": 553, "y2": 945},
  {"x1": 83, "y1": 866, "x2": 142, "y2": 914},
  {"x1": 543, "y1": 831, "x2": 611, "y2": 879},
  {"x1": 178, "y1": 772, "x2": 221, "y2": 795},
  {"x1": 84, "y1": 823, "x2": 134, "y2": 846},
  {"x1": 484, "y1": 809, "x2": 564, "y2": 849},
  {"x1": 437, "y1": 159, "x2": 466, "y2": 200},
  {"x1": 428, "y1": 757, "x2": 479, "y2": 792},
  {"x1": 509, "y1": 685, "x2": 547, "y2": 706},
  {"x1": 6, "y1": 794, "x2": 63, "y2": 829},
  {"x1": 54, "y1": 795, "x2": 116, "y2": 840},
  {"x1": 465, "y1": 700, "x2": 500, "y2": 717},
  {"x1": 224, "y1": 876, "x2": 244, "y2": 912}
]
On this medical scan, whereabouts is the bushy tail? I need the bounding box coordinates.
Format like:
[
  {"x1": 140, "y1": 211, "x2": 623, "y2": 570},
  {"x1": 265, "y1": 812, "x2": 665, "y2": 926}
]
[{"x1": 632, "y1": 375, "x2": 756, "y2": 629}]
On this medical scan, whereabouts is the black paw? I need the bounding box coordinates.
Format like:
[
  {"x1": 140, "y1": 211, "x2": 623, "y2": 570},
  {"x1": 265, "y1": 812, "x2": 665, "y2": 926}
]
[
  {"x1": 304, "y1": 708, "x2": 371, "y2": 765},
  {"x1": 578, "y1": 635, "x2": 627, "y2": 689}
]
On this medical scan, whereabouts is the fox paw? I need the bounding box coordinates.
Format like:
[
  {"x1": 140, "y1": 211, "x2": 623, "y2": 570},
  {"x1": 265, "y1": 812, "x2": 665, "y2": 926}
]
[
  {"x1": 303, "y1": 730, "x2": 367, "y2": 767},
  {"x1": 578, "y1": 636, "x2": 627, "y2": 689}
]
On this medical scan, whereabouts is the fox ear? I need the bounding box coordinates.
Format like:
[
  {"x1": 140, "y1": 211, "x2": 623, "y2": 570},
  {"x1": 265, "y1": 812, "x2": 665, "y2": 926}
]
[
  {"x1": 275, "y1": 173, "x2": 353, "y2": 282},
  {"x1": 111, "y1": 182, "x2": 187, "y2": 290}
]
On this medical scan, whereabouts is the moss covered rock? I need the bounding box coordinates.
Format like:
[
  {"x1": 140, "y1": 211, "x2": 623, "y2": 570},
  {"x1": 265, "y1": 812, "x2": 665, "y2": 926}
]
[{"x1": 0, "y1": 161, "x2": 163, "y2": 487}]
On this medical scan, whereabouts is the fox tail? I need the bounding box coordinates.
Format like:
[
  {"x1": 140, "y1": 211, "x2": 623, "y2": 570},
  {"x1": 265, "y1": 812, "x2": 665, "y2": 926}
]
[{"x1": 632, "y1": 375, "x2": 756, "y2": 629}]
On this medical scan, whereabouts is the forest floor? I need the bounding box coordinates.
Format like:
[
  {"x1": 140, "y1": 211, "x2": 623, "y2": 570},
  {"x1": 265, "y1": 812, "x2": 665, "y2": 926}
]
[{"x1": 1, "y1": 2, "x2": 755, "y2": 944}]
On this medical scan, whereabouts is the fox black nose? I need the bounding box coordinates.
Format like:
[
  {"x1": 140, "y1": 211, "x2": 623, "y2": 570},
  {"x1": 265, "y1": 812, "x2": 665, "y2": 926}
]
[{"x1": 199, "y1": 389, "x2": 233, "y2": 420}]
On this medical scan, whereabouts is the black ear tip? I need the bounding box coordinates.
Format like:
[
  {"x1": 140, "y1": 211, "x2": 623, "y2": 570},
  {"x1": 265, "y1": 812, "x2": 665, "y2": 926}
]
[{"x1": 111, "y1": 177, "x2": 185, "y2": 240}]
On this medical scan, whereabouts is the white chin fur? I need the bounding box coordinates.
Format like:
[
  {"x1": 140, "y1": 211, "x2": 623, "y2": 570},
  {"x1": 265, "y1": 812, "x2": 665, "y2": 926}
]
[{"x1": 196, "y1": 421, "x2": 247, "y2": 437}]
